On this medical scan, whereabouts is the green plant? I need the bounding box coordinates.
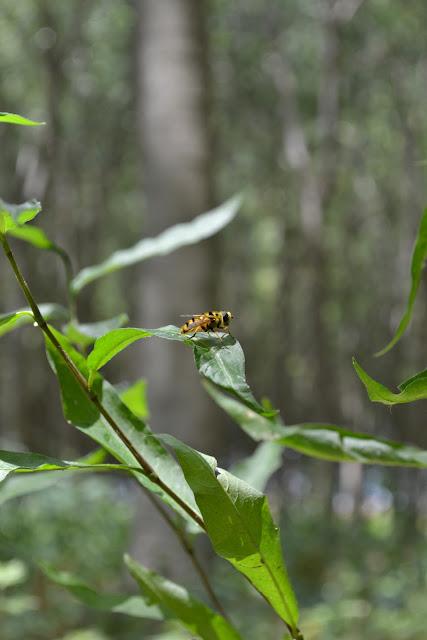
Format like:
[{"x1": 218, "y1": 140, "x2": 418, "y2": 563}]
[{"x1": 1, "y1": 112, "x2": 427, "y2": 639}]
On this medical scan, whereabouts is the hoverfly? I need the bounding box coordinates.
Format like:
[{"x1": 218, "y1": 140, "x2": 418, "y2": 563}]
[{"x1": 180, "y1": 310, "x2": 234, "y2": 338}]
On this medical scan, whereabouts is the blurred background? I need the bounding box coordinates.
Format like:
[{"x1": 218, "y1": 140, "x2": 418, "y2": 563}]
[{"x1": 1, "y1": 1, "x2": 427, "y2": 638}]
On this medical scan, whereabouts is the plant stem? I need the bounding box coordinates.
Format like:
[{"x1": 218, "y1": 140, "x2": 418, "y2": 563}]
[
  {"x1": 147, "y1": 493, "x2": 231, "y2": 621},
  {"x1": 0, "y1": 233, "x2": 204, "y2": 530},
  {"x1": 0, "y1": 233, "x2": 231, "y2": 620},
  {"x1": 285, "y1": 623, "x2": 304, "y2": 640}
]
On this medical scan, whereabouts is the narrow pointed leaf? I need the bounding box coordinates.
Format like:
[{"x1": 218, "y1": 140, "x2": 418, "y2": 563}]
[
  {"x1": 125, "y1": 555, "x2": 242, "y2": 640},
  {"x1": 45, "y1": 327, "x2": 201, "y2": 526},
  {"x1": 0, "y1": 199, "x2": 41, "y2": 234},
  {"x1": 87, "y1": 327, "x2": 276, "y2": 420},
  {"x1": 205, "y1": 382, "x2": 427, "y2": 467},
  {"x1": 0, "y1": 450, "x2": 67, "y2": 482},
  {"x1": 7, "y1": 225, "x2": 54, "y2": 249},
  {"x1": 42, "y1": 566, "x2": 162, "y2": 619},
  {"x1": 0, "y1": 448, "x2": 146, "y2": 485},
  {"x1": 86, "y1": 326, "x2": 184, "y2": 372},
  {"x1": 353, "y1": 358, "x2": 427, "y2": 405},
  {"x1": 274, "y1": 424, "x2": 427, "y2": 466},
  {"x1": 0, "y1": 449, "x2": 107, "y2": 505},
  {"x1": 0, "y1": 304, "x2": 69, "y2": 338},
  {"x1": 0, "y1": 311, "x2": 33, "y2": 336},
  {"x1": 162, "y1": 436, "x2": 299, "y2": 633},
  {"x1": 0, "y1": 112, "x2": 45, "y2": 126},
  {"x1": 87, "y1": 328, "x2": 152, "y2": 371},
  {"x1": 376, "y1": 208, "x2": 427, "y2": 356},
  {"x1": 192, "y1": 336, "x2": 277, "y2": 417},
  {"x1": 71, "y1": 195, "x2": 241, "y2": 294},
  {"x1": 399, "y1": 368, "x2": 427, "y2": 392}
]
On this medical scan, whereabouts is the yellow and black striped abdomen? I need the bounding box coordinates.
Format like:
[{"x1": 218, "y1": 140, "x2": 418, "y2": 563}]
[{"x1": 179, "y1": 310, "x2": 234, "y2": 335}]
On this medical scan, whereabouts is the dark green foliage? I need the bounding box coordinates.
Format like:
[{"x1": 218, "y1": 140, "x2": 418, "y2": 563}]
[
  {"x1": 375, "y1": 208, "x2": 427, "y2": 356},
  {"x1": 125, "y1": 556, "x2": 242, "y2": 639},
  {"x1": 1, "y1": 110, "x2": 427, "y2": 639},
  {"x1": 162, "y1": 436, "x2": 299, "y2": 633}
]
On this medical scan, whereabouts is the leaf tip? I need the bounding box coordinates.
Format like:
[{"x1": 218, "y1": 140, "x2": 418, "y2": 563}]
[{"x1": 375, "y1": 344, "x2": 396, "y2": 358}]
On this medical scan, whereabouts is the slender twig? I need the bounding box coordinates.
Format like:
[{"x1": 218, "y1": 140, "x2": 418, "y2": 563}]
[
  {"x1": 1, "y1": 233, "x2": 234, "y2": 619},
  {"x1": 145, "y1": 492, "x2": 231, "y2": 621},
  {"x1": 287, "y1": 623, "x2": 304, "y2": 640},
  {"x1": 0, "y1": 233, "x2": 204, "y2": 531}
]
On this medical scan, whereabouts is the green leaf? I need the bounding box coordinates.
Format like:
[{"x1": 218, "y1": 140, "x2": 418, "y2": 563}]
[
  {"x1": 205, "y1": 382, "x2": 427, "y2": 468},
  {"x1": 230, "y1": 442, "x2": 282, "y2": 492},
  {"x1": 276, "y1": 424, "x2": 427, "y2": 466},
  {"x1": 86, "y1": 326, "x2": 185, "y2": 372},
  {"x1": 120, "y1": 379, "x2": 149, "y2": 420},
  {"x1": 353, "y1": 358, "x2": 427, "y2": 405},
  {"x1": 398, "y1": 368, "x2": 427, "y2": 392},
  {"x1": 0, "y1": 448, "x2": 145, "y2": 485},
  {"x1": 87, "y1": 327, "x2": 275, "y2": 420},
  {"x1": 7, "y1": 225, "x2": 54, "y2": 249},
  {"x1": 45, "y1": 327, "x2": 201, "y2": 526},
  {"x1": 42, "y1": 566, "x2": 162, "y2": 619},
  {"x1": 376, "y1": 207, "x2": 427, "y2": 356},
  {"x1": 193, "y1": 336, "x2": 277, "y2": 417},
  {"x1": 125, "y1": 555, "x2": 242, "y2": 640},
  {"x1": 203, "y1": 381, "x2": 285, "y2": 441},
  {"x1": 0, "y1": 199, "x2": 41, "y2": 234},
  {"x1": 87, "y1": 328, "x2": 152, "y2": 371},
  {"x1": 71, "y1": 195, "x2": 241, "y2": 294},
  {"x1": 0, "y1": 311, "x2": 33, "y2": 336},
  {"x1": 0, "y1": 449, "x2": 107, "y2": 505},
  {"x1": 0, "y1": 304, "x2": 69, "y2": 339},
  {"x1": 162, "y1": 436, "x2": 299, "y2": 634},
  {"x1": 65, "y1": 314, "x2": 129, "y2": 348},
  {"x1": 0, "y1": 112, "x2": 45, "y2": 126}
]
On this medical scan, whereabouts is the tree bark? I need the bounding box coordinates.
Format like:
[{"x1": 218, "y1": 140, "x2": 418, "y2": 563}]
[{"x1": 135, "y1": 0, "x2": 218, "y2": 449}]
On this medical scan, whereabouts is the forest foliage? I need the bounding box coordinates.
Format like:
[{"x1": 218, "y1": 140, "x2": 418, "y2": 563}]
[{"x1": 1, "y1": 111, "x2": 427, "y2": 639}]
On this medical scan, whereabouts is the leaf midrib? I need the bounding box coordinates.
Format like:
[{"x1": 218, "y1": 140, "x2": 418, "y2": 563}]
[{"x1": 211, "y1": 465, "x2": 297, "y2": 630}]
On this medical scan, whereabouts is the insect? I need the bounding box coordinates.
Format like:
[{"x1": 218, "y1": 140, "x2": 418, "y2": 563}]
[{"x1": 179, "y1": 310, "x2": 234, "y2": 338}]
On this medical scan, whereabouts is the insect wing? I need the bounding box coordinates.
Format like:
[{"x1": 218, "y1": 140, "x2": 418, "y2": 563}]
[{"x1": 185, "y1": 315, "x2": 210, "y2": 331}]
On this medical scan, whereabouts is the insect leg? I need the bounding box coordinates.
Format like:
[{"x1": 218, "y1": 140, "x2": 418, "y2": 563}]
[{"x1": 212, "y1": 328, "x2": 223, "y2": 343}]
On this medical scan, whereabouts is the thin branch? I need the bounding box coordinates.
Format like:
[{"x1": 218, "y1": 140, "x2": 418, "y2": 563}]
[
  {"x1": 0, "y1": 233, "x2": 204, "y2": 530},
  {"x1": 0, "y1": 232, "x2": 234, "y2": 617},
  {"x1": 0, "y1": 233, "x2": 234, "y2": 619},
  {"x1": 146, "y1": 492, "x2": 230, "y2": 621}
]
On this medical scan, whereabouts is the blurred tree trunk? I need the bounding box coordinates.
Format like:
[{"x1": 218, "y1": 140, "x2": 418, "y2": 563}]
[
  {"x1": 273, "y1": 5, "x2": 344, "y2": 422},
  {"x1": 273, "y1": 2, "x2": 366, "y2": 513},
  {"x1": 135, "y1": 0, "x2": 218, "y2": 449}
]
